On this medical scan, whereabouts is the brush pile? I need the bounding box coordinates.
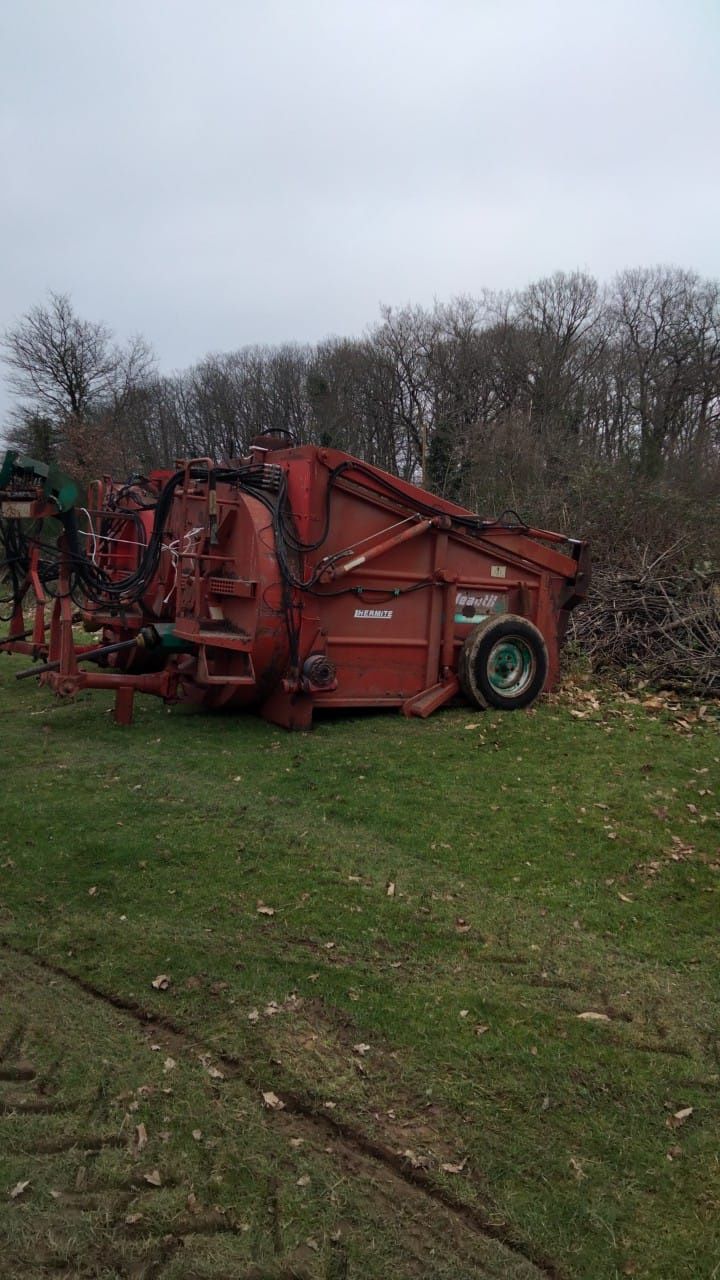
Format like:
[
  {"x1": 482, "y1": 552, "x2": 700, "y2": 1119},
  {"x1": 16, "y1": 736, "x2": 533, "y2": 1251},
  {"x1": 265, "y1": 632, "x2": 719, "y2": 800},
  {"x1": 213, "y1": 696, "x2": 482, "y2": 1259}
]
[{"x1": 569, "y1": 556, "x2": 720, "y2": 695}]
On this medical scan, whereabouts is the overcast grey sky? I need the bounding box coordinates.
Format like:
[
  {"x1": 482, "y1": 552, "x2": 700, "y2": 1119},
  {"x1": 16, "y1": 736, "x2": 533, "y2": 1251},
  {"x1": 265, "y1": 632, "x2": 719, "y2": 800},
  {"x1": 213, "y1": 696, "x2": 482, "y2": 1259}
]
[{"x1": 1, "y1": 0, "x2": 719, "y2": 422}]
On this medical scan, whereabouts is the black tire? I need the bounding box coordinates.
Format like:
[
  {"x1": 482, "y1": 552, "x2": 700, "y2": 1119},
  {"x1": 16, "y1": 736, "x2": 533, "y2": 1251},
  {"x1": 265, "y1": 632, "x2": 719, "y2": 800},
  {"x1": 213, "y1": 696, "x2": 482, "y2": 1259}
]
[{"x1": 457, "y1": 614, "x2": 548, "y2": 711}]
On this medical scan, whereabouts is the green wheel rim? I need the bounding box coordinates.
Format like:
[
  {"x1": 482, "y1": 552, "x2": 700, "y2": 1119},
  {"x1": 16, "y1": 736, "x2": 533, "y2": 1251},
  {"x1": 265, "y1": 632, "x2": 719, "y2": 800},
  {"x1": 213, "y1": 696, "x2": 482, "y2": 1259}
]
[{"x1": 486, "y1": 637, "x2": 536, "y2": 697}]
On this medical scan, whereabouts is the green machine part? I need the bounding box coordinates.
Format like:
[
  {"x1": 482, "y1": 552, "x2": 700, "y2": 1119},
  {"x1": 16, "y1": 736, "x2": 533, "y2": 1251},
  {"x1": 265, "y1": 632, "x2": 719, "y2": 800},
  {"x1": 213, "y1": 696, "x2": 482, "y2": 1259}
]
[{"x1": 0, "y1": 450, "x2": 80, "y2": 514}]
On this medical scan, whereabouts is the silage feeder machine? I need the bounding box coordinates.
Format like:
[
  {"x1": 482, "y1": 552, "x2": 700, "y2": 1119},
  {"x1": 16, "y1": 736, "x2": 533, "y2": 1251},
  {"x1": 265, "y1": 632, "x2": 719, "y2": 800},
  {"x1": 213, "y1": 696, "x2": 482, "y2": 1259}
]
[{"x1": 0, "y1": 439, "x2": 589, "y2": 729}]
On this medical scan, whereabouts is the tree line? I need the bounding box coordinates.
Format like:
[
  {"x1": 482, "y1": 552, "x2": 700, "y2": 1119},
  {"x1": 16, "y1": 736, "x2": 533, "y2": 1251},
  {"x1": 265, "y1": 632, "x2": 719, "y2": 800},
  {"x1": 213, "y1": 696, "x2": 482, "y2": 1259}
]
[{"x1": 3, "y1": 267, "x2": 720, "y2": 566}]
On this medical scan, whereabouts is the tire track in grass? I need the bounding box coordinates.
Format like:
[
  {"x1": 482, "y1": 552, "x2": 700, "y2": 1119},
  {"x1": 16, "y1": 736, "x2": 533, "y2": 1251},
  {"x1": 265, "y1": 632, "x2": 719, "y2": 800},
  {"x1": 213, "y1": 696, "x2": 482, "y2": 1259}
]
[{"x1": 1, "y1": 939, "x2": 564, "y2": 1280}]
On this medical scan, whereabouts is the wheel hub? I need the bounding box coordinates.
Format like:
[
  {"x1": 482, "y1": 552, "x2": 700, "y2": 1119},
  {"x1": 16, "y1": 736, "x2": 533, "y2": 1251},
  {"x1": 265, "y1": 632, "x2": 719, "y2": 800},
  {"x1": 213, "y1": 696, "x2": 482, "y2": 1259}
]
[{"x1": 487, "y1": 638, "x2": 535, "y2": 696}]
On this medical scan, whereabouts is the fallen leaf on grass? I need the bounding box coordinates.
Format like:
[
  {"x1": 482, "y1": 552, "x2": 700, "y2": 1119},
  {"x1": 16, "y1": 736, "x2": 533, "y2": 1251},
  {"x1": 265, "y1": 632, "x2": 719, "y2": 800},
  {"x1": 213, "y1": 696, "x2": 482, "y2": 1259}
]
[
  {"x1": 192, "y1": 1129, "x2": 202, "y2": 1141},
  {"x1": 205, "y1": 1064, "x2": 224, "y2": 1081},
  {"x1": 125, "y1": 1213, "x2": 144, "y2": 1225},
  {"x1": 352, "y1": 1043, "x2": 371, "y2": 1055},
  {"x1": 474, "y1": 1024, "x2": 490, "y2": 1036},
  {"x1": 296, "y1": 1174, "x2": 311, "y2": 1187},
  {"x1": 576, "y1": 1011, "x2": 611, "y2": 1022},
  {"x1": 441, "y1": 1157, "x2": 468, "y2": 1174},
  {"x1": 151, "y1": 974, "x2": 171, "y2": 991},
  {"x1": 9, "y1": 1180, "x2": 30, "y2": 1199},
  {"x1": 290, "y1": 1137, "x2": 304, "y2": 1148},
  {"x1": 256, "y1": 903, "x2": 275, "y2": 916},
  {"x1": 163, "y1": 1057, "x2": 176, "y2": 1073},
  {"x1": 262, "y1": 1091, "x2": 285, "y2": 1110},
  {"x1": 403, "y1": 1149, "x2": 432, "y2": 1169},
  {"x1": 455, "y1": 917, "x2": 471, "y2": 934},
  {"x1": 134, "y1": 1123, "x2": 148, "y2": 1152},
  {"x1": 666, "y1": 1145, "x2": 683, "y2": 1160},
  {"x1": 143, "y1": 1169, "x2": 162, "y2": 1187},
  {"x1": 667, "y1": 1106, "x2": 693, "y2": 1129},
  {"x1": 247, "y1": 1009, "x2": 260, "y2": 1024},
  {"x1": 386, "y1": 881, "x2": 396, "y2": 897},
  {"x1": 618, "y1": 893, "x2": 634, "y2": 903},
  {"x1": 569, "y1": 1157, "x2": 586, "y2": 1181},
  {"x1": 88, "y1": 886, "x2": 97, "y2": 896}
]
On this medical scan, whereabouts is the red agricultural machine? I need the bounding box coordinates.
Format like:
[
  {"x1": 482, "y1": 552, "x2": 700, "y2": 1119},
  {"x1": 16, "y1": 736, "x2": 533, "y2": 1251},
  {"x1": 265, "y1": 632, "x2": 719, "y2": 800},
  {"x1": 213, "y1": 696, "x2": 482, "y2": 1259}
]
[{"x1": 0, "y1": 440, "x2": 589, "y2": 728}]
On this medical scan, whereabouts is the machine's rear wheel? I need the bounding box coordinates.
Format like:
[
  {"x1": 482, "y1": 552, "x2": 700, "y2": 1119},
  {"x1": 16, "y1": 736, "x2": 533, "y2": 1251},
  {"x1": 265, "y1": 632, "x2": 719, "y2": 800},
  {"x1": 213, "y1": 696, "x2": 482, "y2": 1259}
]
[{"x1": 458, "y1": 614, "x2": 548, "y2": 710}]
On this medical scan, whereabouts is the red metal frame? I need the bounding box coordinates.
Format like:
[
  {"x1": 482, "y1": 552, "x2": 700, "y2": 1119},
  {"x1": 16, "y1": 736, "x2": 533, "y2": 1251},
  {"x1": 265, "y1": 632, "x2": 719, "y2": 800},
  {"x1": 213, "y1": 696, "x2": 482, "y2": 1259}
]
[{"x1": 4, "y1": 445, "x2": 589, "y2": 729}]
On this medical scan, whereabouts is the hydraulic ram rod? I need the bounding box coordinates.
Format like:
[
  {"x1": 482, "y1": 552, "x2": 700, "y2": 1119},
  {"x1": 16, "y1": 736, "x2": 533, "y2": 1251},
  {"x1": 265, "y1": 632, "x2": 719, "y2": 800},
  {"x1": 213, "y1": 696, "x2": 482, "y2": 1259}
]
[{"x1": 15, "y1": 635, "x2": 142, "y2": 680}]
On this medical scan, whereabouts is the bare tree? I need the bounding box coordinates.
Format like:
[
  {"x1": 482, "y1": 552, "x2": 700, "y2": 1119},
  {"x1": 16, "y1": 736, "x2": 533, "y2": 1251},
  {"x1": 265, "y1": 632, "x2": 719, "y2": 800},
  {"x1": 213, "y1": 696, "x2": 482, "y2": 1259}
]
[{"x1": 2, "y1": 293, "x2": 155, "y2": 475}]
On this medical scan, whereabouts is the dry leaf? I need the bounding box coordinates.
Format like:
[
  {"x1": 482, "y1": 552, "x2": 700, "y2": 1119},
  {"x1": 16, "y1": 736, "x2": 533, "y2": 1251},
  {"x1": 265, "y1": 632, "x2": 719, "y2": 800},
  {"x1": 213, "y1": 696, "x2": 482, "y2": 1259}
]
[
  {"x1": 247, "y1": 1009, "x2": 260, "y2": 1023},
  {"x1": 569, "y1": 1157, "x2": 586, "y2": 1181},
  {"x1": 186, "y1": 1191, "x2": 200, "y2": 1214},
  {"x1": 192, "y1": 1129, "x2": 202, "y2": 1141},
  {"x1": 441, "y1": 1157, "x2": 468, "y2": 1174},
  {"x1": 617, "y1": 893, "x2": 633, "y2": 903},
  {"x1": 290, "y1": 1137, "x2": 304, "y2": 1148},
  {"x1": 163, "y1": 1057, "x2": 176, "y2": 1073},
  {"x1": 474, "y1": 1023, "x2": 489, "y2": 1036},
  {"x1": 459, "y1": 1009, "x2": 469, "y2": 1019},
  {"x1": 206, "y1": 1064, "x2": 224, "y2": 1080},
  {"x1": 9, "y1": 1179, "x2": 30, "y2": 1199},
  {"x1": 296, "y1": 1174, "x2": 311, "y2": 1186},
  {"x1": 256, "y1": 904, "x2": 275, "y2": 916},
  {"x1": 352, "y1": 1043, "x2": 370, "y2": 1055},
  {"x1": 151, "y1": 974, "x2": 171, "y2": 991},
  {"x1": 262, "y1": 1090, "x2": 285, "y2": 1110},
  {"x1": 386, "y1": 881, "x2": 396, "y2": 897},
  {"x1": 402, "y1": 1148, "x2": 432, "y2": 1170},
  {"x1": 125, "y1": 1212, "x2": 144, "y2": 1225},
  {"x1": 577, "y1": 1011, "x2": 611, "y2": 1022},
  {"x1": 143, "y1": 1168, "x2": 162, "y2": 1187},
  {"x1": 88, "y1": 886, "x2": 97, "y2": 896},
  {"x1": 134, "y1": 1123, "x2": 148, "y2": 1152},
  {"x1": 455, "y1": 917, "x2": 471, "y2": 933},
  {"x1": 667, "y1": 1106, "x2": 693, "y2": 1129}
]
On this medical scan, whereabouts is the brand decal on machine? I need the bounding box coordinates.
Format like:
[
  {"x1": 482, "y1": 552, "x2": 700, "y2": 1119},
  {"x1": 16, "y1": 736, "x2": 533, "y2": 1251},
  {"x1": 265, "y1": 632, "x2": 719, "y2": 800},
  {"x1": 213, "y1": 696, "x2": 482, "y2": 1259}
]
[
  {"x1": 454, "y1": 591, "x2": 506, "y2": 624},
  {"x1": 354, "y1": 608, "x2": 393, "y2": 620}
]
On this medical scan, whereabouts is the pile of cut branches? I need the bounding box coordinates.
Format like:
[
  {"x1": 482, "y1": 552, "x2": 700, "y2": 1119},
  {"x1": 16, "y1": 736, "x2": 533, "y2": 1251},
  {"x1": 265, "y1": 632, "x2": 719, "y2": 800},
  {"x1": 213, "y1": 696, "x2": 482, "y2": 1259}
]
[{"x1": 569, "y1": 552, "x2": 720, "y2": 695}]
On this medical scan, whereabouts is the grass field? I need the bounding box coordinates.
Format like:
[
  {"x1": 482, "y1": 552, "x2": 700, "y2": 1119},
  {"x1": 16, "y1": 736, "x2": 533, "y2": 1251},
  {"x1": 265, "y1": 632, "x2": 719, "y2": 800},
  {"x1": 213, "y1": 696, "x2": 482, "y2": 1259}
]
[{"x1": 0, "y1": 654, "x2": 718, "y2": 1280}]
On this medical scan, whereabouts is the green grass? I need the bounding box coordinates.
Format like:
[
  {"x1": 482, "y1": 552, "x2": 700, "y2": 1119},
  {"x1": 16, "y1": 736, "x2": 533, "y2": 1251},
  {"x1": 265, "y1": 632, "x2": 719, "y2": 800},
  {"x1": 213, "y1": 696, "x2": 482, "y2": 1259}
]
[{"x1": 0, "y1": 654, "x2": 719, "y2": 1279}]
